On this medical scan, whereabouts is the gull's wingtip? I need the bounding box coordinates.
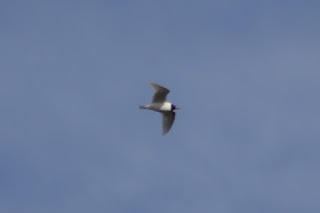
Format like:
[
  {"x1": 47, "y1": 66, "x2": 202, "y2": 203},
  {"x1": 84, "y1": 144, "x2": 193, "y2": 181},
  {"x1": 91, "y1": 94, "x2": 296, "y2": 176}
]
[{"x1": 148, "y1": 81, "x2": 156, "y2": 86}]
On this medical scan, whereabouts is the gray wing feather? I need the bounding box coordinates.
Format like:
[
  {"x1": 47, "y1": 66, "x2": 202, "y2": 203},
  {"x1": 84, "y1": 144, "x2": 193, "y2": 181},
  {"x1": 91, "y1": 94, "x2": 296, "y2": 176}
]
[
  {"x1": 149, "y1": 82, "x2": 170, "y2": 103},
  {"x1": 161, "y1": 111, "x2": 175, "y2": 135}
]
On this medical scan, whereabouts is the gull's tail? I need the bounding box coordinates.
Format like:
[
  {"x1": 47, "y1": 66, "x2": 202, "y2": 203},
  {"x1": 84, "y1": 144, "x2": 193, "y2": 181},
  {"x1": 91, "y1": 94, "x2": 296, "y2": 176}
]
[{"x1": 139, "y1": 106, "x2": 148, "y2": 109}]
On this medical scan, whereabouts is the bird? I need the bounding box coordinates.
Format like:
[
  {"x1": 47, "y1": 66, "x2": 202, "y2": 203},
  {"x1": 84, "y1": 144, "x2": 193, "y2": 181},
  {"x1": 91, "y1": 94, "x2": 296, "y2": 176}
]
[{"x1": 139, "y1": 82, "x2": 180, "y2": 135}]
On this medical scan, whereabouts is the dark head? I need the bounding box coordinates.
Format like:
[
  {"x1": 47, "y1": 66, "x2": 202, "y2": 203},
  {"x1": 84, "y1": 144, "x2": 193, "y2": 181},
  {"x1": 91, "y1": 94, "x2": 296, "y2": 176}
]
[{"x1": 171, "y1": 104, "x2": 180, "y2": 111}]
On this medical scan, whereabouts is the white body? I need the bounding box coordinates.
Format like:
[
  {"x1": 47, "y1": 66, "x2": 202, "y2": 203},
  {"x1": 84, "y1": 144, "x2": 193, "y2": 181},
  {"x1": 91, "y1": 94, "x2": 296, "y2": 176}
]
[
  {"x1": 144, "y1": 102, "x2": 172, "y2": 112},
  {"x1": 160, "y1": 102, "x2": 172, "y2": 111}
]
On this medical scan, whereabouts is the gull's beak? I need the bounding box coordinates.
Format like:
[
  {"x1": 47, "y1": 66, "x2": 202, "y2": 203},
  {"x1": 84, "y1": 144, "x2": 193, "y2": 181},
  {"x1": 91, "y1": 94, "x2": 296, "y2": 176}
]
[{"x1": 175, "y1": 107, "x2": 180, "y2": 110}]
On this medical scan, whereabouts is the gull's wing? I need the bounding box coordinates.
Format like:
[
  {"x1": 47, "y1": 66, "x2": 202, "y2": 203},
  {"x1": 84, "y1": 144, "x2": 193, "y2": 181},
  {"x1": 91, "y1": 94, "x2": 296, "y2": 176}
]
[
  {"x1": 149, "y1": 82, "x2": 170, "y2": 103},
  {"x1": 161, "y1": 111, "x2": 175, "y2": 135}
]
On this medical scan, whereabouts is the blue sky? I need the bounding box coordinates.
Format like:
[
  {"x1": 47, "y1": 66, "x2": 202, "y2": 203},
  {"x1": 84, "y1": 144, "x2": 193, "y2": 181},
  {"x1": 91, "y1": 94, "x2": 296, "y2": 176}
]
[{"x1": 1, "y1": 1, "x2": 320, "y2": 212}]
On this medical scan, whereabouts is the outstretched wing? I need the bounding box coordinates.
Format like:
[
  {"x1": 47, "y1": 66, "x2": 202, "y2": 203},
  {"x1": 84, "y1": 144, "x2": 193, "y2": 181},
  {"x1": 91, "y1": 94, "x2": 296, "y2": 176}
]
[
  {"x1": 149, "y1": 82, "x2": 170, "y2": 103},
  {"x1": 161, "y1": 111, "x2": 175, "y2": 135}
]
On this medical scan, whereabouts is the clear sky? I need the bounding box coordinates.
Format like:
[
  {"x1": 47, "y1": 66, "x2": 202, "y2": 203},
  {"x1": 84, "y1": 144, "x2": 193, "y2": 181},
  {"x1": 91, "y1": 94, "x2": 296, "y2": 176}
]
[{"x1": 1, "y1": 1, "x2": 320, "y2": 212}]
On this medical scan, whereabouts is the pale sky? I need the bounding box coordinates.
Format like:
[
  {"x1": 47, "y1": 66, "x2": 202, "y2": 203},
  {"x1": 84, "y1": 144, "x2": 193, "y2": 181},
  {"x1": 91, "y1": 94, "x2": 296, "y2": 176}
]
[{"x1": 1, "y1": 1, "x2": 320, "y2": 212}]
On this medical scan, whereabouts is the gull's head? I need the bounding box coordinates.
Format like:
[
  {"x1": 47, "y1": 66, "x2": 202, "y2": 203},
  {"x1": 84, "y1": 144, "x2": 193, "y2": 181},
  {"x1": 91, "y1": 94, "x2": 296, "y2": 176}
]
[{"x1": 172, "y1": 105, "x2": 180, "y2": 110}]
